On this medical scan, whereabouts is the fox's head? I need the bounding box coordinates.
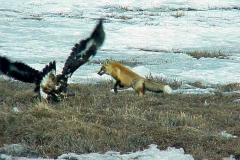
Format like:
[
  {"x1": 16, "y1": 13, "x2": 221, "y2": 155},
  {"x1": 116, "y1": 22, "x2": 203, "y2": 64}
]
[{"x1": 97, "y1": 59, "x2": 110, "y2": 76}]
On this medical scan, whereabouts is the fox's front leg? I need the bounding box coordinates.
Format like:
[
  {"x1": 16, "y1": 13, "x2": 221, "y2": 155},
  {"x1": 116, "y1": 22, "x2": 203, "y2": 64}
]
[{"x1": 113, "y1": 80, "x2": 121, "y2": 93}]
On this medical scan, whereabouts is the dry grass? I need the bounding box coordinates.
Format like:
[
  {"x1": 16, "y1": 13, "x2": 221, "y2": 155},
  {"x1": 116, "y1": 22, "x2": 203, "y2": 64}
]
[
  {"x1": 139, "y1": 48, "x2": 171, "y2": 53},
  {"x1": 217, "y1": 83, "x2": 240, "y2": 92},
  {"x1": 186, "y1": 50, "x2": 229, "y2": 59},
  {"x1": 0, "y1": 79, "x2": 240, "y2": 159},
  {"x1": 91, "y1": 59, "x2": 141, "y2": 67},
  {"x1": 139, "y1": 48, "x2": 230, "y2": 60},
  {"x1": 171, "y1": 11, "x2": 185, "y2": 18},
  {"x1": 146, "y1": 73, "x2": 182, "y2": 90}
]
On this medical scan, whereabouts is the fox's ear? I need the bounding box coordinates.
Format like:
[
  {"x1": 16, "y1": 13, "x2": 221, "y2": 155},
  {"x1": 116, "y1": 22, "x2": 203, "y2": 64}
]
[{"x1": 104, "y1": 59, "x2": 110, "y2": 65}]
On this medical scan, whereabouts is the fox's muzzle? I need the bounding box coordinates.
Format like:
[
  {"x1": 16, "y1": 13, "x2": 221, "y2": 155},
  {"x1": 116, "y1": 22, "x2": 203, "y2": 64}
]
[
  {"x1": 97, "y1": 69, "x2": 104, "y2": 75},
  {"x1": 97, "y1": 71, "x2": 102, "y2": 75},
  {"x1": 97, "y1": 66, "x2": 106, "y2": 76}
]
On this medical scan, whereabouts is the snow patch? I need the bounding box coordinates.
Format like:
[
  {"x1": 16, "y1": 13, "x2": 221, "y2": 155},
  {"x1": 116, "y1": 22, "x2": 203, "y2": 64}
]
[{"x1": 58, "y1": 144, "x2": 194, "y2": 160}]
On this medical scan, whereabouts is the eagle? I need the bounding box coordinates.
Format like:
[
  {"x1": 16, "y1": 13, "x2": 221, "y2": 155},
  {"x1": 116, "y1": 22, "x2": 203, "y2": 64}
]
[{"x1": 0, "y1": 19, "x2": 105, "y2": 101}]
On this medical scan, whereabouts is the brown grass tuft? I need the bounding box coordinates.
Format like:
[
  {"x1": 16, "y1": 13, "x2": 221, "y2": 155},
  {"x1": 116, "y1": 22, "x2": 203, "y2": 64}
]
[
  {"x1": 171, "y1": 11, "x2": 185, "y2": 18},
  {"x1": 217, "y1": 82, "x2": 240, "y2": 92},
  {"x1": 186, "y1": 50, "x2": 229, "y2": 59}
]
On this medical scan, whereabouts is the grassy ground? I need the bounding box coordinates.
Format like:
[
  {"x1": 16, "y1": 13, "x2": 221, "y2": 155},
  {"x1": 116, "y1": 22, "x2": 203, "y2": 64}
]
[
  {"x1": 0, "y1": 79, "x2": 239, "y2": 160},
  {"x1": 139, "y1": 48, "x2": 230, "y2": 60}
]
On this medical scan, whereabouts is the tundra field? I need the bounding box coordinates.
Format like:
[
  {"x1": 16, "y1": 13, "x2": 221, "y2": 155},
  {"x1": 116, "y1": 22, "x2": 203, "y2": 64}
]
[
  {"x1": 0, "y1": 1, "x2": 240, "y2": 159},
  {"x1": 0, "y1": 78, "x2": 239, "y2": 160}
]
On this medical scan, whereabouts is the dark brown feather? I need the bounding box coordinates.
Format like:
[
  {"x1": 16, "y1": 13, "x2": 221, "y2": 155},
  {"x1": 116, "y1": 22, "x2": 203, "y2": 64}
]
[
  {"x1": 61, "y1": 19, "x2": 105, "y2": 78},
  {"x1": 0, "y1": 56, "x2": 41, "y2": 83}
]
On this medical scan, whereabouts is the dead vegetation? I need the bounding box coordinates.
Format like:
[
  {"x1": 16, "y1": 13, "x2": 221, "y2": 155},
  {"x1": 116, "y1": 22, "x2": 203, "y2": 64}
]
[
  {"x1": 185, "y1": 50, "x2": 229, "y2": 59},
  {"x1": 170, "y1": 11, "x2": 185, "y2": 18},
  {"x1": 0, "y1": 79, "x2": 239, "y2": 159},
  {"x1": 139, "y1": 48, "x2": 230, "y2": 60}
]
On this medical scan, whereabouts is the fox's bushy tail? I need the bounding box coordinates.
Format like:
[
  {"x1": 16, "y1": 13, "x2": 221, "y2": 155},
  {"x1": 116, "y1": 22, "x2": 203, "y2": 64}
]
[{"x1": 144, "y1": 79, "x2": 172, "y2": 94}]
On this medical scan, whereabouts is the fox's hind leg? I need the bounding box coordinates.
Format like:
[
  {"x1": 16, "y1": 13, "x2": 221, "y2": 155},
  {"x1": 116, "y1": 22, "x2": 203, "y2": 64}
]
[{"x1": 132, "y1": 79, "x2": 145, "y2": 97}]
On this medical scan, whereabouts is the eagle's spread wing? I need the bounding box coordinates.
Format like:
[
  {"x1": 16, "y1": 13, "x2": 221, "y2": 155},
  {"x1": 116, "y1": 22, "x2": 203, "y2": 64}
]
[
  {"x1": 0, "y1": 19, "x2": 105, "y2": 102},
  {"x1": 61, "y1": 19, "x2": 105, "y2": 78},
  {"x1": 0, "y1": 56, "x2": 41, "y2": 83}
]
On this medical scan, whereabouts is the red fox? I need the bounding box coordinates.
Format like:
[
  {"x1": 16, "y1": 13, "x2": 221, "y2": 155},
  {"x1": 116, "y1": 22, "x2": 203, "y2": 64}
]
[{"x1": 97, "y1": 59, "x2": 172, "y2": 96}]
